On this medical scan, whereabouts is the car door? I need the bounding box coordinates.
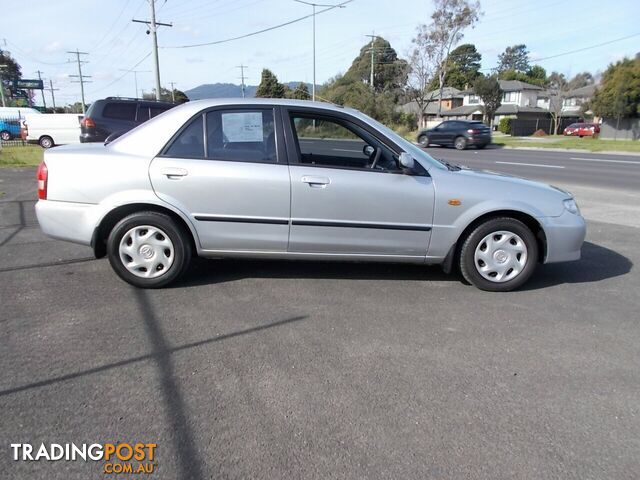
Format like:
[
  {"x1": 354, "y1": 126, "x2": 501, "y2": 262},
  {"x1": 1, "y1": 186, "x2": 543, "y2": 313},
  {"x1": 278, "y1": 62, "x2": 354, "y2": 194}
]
[
  {"x1": 430, "y1": 122, "x2": 446, "y2": 143},
  {"x1": 149, "y1": 106, "x2": 291, "y2": 252},
  {"x1": 284, "y1": 108, "x2": 434, "y2": 257}
]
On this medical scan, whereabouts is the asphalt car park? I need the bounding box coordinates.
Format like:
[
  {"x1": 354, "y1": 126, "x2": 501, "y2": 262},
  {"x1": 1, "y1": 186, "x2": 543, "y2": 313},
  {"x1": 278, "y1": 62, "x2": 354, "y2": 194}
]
[{"x1": 1, "y1": 151, "x2": 639, "y2": 478}]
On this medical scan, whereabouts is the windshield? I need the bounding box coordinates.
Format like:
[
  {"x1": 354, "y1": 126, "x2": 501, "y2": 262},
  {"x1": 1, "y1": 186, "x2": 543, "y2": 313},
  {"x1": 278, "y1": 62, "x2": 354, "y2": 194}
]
[{"x1": 351, "y1": 110, "x2": 448, "y2": 171}]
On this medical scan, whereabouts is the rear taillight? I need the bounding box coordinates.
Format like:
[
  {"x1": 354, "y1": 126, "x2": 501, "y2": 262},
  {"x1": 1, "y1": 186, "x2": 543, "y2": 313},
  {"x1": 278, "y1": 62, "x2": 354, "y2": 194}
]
[
  {"x1": 37, "y1": 161, "x2": 48, "y2": 200},
  {"x1": 467, "y1": 129, "x2": 481, "y2": 134},
  {"x1": 81, "y1": 117, "x2": 96, "y2": 128}
]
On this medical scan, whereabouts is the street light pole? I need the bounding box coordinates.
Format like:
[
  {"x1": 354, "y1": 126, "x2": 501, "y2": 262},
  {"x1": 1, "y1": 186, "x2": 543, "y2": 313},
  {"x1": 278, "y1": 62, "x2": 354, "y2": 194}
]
[{"x1": 293, "y1": 1, "x2": 347, "y2": 102}]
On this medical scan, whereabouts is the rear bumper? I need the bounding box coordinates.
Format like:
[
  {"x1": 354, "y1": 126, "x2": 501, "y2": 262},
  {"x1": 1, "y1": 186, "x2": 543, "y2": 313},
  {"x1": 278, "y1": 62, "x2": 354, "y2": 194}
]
[
  {"x1": 539, "y1": 210, "x2": 586, "y2": 263},
  {"x1": 467, "y1": 136, "x2": 491, "y2": 146},
  {"x1": 35, "y1": 200, "x2": 98, "y2": 246}
]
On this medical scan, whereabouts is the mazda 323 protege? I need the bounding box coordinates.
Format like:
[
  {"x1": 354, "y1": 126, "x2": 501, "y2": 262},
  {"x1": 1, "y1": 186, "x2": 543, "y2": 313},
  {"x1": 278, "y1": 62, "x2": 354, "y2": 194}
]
[{"x1": 35, "y1": 99, "x2": 586, "y2": 291}]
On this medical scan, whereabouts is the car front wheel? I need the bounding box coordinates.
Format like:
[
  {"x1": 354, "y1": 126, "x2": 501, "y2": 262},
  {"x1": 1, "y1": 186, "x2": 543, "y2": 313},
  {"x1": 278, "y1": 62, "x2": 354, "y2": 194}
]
[
  {"x1": 107, "y1": 211, "x2": 192, "y2": 288},
  {"x1": 459, "y1": 217, "x2": 538, "y2": 291},
  {"x1": 0, "y1": 130, "x2": 11, "y2": 141}
]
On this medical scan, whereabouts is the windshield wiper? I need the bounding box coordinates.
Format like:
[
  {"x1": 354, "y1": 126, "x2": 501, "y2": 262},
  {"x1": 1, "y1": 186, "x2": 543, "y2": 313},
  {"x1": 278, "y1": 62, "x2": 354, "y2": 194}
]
[{"x1": 437, "y1": 159, "x2": 462, "y2": 171}]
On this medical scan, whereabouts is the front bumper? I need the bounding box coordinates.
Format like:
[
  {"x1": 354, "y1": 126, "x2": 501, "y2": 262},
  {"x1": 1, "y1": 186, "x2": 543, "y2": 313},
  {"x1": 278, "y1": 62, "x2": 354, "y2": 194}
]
[
  {"x1": 539, "y1": 209, "x2": 586, "y2": 263},
  {"x1": 36, "y1": 200, "x2": 98, "y2": 246}
]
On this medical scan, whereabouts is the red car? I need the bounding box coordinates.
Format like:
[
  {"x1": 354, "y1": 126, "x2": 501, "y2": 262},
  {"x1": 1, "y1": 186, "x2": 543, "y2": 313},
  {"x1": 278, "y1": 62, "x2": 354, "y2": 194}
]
[{"x1": 563, "y1": 123, "x2": 600, "y2": 137}]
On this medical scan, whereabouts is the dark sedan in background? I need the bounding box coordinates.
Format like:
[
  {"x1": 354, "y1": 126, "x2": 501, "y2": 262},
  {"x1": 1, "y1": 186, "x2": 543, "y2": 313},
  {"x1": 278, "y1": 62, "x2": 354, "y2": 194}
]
[{"x1": 417, "y1": 120, "x2": 492, "y2": 150}]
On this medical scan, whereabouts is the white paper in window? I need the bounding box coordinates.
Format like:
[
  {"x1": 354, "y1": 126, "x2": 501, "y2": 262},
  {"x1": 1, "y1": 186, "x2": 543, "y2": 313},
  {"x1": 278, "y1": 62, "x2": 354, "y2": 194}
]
[{"x1": 221, "y1": 112, "x2": 263, "y2": 142}]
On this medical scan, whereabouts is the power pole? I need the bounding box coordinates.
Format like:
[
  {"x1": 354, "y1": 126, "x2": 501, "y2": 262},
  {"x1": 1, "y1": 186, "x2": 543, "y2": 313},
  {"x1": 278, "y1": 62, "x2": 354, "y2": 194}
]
[
  {"x1": 365, "y1": 33, "x2": 376, "y2": 91},
  {"x1": 169, "y1": 81, "x2": 176, "y2": 102},
  {"x1": 293, "y1": 1, "x2": 347, "y2": 102},
  {"x1": 35, "y1": 70, "x2": 47, "y2": 109},
  {"x1": 67, "y1": 50, "x2": 91, "y2": 114},
  {"x1": 133, "y1": 0, "x2": 172, "y2": 101},
  {"x1": 45, "y1": 79, "x2": 59, "y2": 111},
  {"x1": 237, "y1": 65, "x2": 247, "y2": 98},
  {"x1": 119, "y1": 69, "x2": 150, "y2": 98}
]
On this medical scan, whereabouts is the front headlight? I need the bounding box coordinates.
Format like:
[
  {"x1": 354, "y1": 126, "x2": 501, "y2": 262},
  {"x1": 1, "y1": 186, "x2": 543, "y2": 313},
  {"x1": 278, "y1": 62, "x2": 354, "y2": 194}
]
[{"x1": 563, "y1": 198, "x2": 581, "y2": 215}]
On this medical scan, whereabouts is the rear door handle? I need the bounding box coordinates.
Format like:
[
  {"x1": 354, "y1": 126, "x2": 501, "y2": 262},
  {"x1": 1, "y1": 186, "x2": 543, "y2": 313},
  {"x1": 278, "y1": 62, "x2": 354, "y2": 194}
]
[
  {"x1": 160, "y1": 167, "x2": 188, "y2": 179},
  {"x1": 301, "y1": 175, "x2": 330, "y2": 188}
]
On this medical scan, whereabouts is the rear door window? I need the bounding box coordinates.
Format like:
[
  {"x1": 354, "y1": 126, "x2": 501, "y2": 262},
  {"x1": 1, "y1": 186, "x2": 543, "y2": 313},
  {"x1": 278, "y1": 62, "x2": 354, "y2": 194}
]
[
  {"x1": 205, "y1": 109, "x2": 277, "y2": 163},
  {"x1": 102, "y1": 102, "x2": 137, "y2": 121}
]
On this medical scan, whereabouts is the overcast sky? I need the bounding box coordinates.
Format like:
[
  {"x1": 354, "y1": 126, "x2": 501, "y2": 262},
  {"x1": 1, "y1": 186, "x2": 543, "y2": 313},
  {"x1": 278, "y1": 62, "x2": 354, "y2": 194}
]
[{"x1": 3, "y1": 0, "x2": 639, "y2": 105}]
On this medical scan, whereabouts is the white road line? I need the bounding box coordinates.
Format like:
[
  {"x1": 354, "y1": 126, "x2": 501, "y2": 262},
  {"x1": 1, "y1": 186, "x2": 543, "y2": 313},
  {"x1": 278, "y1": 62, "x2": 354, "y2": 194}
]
[
  {"x1": 570, "y1": 157, "x2": 640, "y2": 165},
  {"x1": 495, "y1": 161, "x2": 565, "y2": 169}
]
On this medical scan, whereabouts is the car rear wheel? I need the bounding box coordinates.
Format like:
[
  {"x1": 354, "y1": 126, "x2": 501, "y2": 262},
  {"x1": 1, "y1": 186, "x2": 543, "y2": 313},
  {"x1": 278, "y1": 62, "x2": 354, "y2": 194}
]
[
  {"x1": 107, "y1": 211, "x2": 192, "y2": 288},
  {"x1": 39, "y1": 136, "x2": 54, "y2": 149},
  {"x1": 0, "y1": 130, "x2": 11, "y2": 141},
  {"x1": 454, "y1": 136, "x2": 467, "y2": 150},
  {"x1": 418, "y1": 134, "x2": 429, "y2": 147},
  {"x1": 459, "y1": 217, "x2": 538, "y2": 292}
]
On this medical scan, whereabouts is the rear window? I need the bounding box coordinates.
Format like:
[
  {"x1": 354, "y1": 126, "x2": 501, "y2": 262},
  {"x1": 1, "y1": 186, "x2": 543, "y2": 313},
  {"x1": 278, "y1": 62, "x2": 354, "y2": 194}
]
[
  {"x1": 102, "y1": 102, "x2": 137, "y2": 121},
  {"x1": 164, "y1": 114, "x2": 204, "y2": 158}
]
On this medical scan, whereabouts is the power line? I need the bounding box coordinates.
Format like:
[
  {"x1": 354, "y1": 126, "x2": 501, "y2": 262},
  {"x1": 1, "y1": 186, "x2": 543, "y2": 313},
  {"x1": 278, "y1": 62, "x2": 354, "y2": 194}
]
[
  {"x1": 530, "y1": 32, "x2": 640, "y2": 62},
  {"x1": 89, "y1": 52, "x2": 151, "y2": 95},
  {"x1": 35, "y1": 70, "x2": 46, "y2": 108},
  {"x1": 161, "y1": 0, "x2": 353, "y2": 49}
]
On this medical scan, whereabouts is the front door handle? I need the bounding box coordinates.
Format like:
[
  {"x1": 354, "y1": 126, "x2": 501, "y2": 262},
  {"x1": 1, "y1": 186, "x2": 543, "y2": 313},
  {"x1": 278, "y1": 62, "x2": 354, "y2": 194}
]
[
  {"x1": 160, "y1": 167, "x2": 188, "y2": 179},
  {"x1": 301, "y1": 175, "x2": 330, "y2": 188}
]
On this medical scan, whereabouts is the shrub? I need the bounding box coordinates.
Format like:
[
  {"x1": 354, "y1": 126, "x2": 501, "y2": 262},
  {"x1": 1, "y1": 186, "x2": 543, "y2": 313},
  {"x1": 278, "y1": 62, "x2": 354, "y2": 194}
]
[{"x1": 498, "y1": 117, "x2": 512, "y2": 134}]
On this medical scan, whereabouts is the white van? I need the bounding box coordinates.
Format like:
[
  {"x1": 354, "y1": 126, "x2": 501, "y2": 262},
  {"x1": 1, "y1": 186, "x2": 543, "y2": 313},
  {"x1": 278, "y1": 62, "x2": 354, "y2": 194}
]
[
  {"x1": 25, "y1": 113, "x2": 83, "y2": 148},
  {"x1": 0, "y1": 106, "x2": 41, "y2": 118}
]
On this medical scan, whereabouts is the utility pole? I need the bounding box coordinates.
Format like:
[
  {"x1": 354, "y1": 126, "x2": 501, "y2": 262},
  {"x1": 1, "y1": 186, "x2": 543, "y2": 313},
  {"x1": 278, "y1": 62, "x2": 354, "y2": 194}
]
[
  {"x1": 119, "y1": 69, "x2": 150, "y2": 98},
  {"x1": 67, "y1": 50, "x2": 91, "y2": 114},
  {"x1": 45, "y1": 79, "x2": 59, "y2": 111},
  {"x1": 293, "y1": 1, "x2": 347, "y2": 102},
  {"x1": 0, "y1": 64, "x2": 7, "y2": 107},
  {"x1": 35, "y1": 70, "x2": 47, "y2": 109},
  {"x1": 237, "y1": 65, "x2": 248, "y2": 98},
  {"x1": 133, "y1": 0, "x2": 172, "y2": 101},
  {"x1": 169, "y1": 81, "x2": 176, "y2": 102},
  {"x1": 365, "y1": 32, "x2": 376, "y2": 91}
]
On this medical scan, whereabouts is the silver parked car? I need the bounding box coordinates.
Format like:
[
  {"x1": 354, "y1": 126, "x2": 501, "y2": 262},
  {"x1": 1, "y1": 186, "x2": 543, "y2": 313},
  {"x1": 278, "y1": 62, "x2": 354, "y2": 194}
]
[{"x1": 35, "y1": 99, "x2": 585, "y2": 291}]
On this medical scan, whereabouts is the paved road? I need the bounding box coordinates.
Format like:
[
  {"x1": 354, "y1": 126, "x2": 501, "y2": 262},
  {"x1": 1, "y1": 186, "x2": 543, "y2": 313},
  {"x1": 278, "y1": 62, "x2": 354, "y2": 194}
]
[
  {"x1": 1, "y1": 166, "x2": 639, "y2": 479},
  {"x1": 422, "y1": 145, "x2": 640, "y2": 191}
]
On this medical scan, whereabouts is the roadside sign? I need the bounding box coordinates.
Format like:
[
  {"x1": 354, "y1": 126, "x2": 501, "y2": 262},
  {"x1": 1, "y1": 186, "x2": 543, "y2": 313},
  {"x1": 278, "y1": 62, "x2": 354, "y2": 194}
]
[{"x1": 13, "y1": 79, "x2": 44, "y2": 90}]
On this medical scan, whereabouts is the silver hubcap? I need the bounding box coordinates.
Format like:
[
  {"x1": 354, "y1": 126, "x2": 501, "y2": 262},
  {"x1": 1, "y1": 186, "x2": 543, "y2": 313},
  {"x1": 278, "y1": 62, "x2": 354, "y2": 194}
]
[
  {"x1": 119, "y1": 225, "x2": 174, "y2": 279},
  {"x1": 42, "y1": 138, "x2": 52, "y2": 147},
  {"x1": 474, "y1": 230, "x2": 528, "y2": 283}
]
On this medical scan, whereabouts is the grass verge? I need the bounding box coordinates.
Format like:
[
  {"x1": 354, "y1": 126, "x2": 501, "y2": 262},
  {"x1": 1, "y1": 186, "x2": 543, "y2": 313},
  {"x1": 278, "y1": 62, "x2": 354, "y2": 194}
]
[
  {"x1": 494, "y1": 135, "x2": 640, "y2": 153},
  {"x1": 0, "y1": 145, "x2": 44, "y2": 167}
]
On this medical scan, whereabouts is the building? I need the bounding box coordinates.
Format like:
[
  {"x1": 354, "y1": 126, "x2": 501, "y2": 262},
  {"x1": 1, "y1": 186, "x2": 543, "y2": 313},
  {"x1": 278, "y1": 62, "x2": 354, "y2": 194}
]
[{"x1": 399, "y1": 87, "x2": 464, "y2": 128}]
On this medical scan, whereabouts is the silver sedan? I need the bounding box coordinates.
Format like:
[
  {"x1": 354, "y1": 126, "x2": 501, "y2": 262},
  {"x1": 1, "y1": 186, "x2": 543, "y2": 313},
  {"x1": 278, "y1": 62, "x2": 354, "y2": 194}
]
[{"x1": 35, "y1": 99, "x2": 586, "y2": 291}]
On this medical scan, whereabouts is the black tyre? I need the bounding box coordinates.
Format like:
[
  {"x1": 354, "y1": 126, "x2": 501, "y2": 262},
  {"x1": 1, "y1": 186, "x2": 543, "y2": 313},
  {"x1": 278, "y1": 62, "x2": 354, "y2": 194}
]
[
  {"x1": 107, "y1": 211, "x2": 192, "y2": 288},
  {"x1": 39, "y1": 136, "x2": 54, "y2": 149},
  {"x1": 454, "y1": 136, "x2": 467, "y2": 150},
  {"x1": 459, "y1": 217, "x2": 538, "y2": 292},
  {"x1": 418, "y1": 134, "x2": 429, "y2": 147},
  {"x1": 0, "y1": 130, "x2": 11, "y2": 141}
]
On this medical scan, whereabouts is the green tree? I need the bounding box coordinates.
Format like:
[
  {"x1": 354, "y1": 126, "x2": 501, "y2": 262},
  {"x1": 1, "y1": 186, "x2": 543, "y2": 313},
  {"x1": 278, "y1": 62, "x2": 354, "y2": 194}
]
[
  {"x1": 0, "y1": 49, "x2": 24, "y2": 105},
  {"x1": 590, "y1": 57, "x2": 640, "y2": 118},
  {"x1": 321, "y1": 38, "x2": 408, "y2": 125},
  {"x1": 474, "y1": 74, "x2": 502, "y2": 126},
  {"x1": 567, "y1": 71, "x2": 594, "y2": 90},
  {"x1": 497, "y1": 44, "x2": 530, "y2": 74},
  {"x1": 287, "y1": 82, "x2": 310, "y2": 100},
  {"x1": 143, "y1": 87, "x2": 189, "y2": 103},
  {"x1": 344, "y1": 36, "x2": 408, "y2": 92},
  {"x1": 443, "y1": 43, "x2": 482, "y2": 89},
  {"x1": 255, "y1": 69, "x2": 286, "y2": 98}
]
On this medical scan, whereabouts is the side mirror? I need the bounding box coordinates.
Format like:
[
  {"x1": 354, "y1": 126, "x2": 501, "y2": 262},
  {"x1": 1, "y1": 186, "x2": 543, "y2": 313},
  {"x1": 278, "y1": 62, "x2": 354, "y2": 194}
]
[
  {"x1": 398, "y1": 152, "x2": 415, "y2": 172},
  {"x1": 363, "y1": 144, "x2": 375, "y2": 157}
]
